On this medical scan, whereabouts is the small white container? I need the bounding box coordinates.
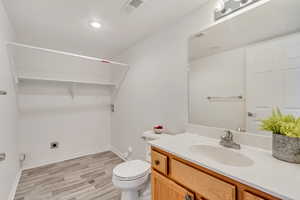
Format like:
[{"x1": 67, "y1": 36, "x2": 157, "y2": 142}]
[{"x1": 153, "y1": 128, "x2": 164, "y2": 134}]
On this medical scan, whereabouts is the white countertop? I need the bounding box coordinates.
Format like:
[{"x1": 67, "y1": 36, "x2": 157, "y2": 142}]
[
  {"x1": 149, "y1": 133, "x2": 300, "y2": 200},
  {"x1": 142, "y1": 130, "x2": 174, "y2": 140}
]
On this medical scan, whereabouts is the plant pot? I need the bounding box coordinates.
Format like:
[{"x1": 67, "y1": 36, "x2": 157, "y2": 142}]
[{"x1": 272, "y1": 134, "x2": 300, "y2": 164}]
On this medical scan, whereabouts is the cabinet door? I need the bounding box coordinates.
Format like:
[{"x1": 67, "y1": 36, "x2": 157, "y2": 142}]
[
  {"x1": 170, "y1": 159, "x2": 236, "y2": 200},
  {"x1": 152, "y1": 170, "x2": 194, "y2": 200}
]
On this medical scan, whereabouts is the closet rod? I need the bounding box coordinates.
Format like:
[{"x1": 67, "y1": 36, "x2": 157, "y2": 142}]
[{"x1": 6, "y1": 42, "x2": 129, "y2": 67}]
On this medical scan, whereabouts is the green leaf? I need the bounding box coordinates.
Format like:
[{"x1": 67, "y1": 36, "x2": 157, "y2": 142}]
[{"x1": 260, "y1": 108, "x2": 300, "y2": 138}]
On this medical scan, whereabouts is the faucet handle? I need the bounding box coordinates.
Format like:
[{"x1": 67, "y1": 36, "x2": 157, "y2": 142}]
[{"x1": 223, "y1": 130, "x2": 233, "y2": 140}]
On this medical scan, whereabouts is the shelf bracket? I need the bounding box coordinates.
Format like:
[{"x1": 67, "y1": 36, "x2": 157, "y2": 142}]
[
  {"x1": 111, "y1": 104, "x2": 115, "y2": 112},
  {"x1": 68, "y1": 83, "x2": 75, "y2": 99}
]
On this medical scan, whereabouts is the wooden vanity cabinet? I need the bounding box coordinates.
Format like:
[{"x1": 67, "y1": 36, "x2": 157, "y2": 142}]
[
  {"x1": 243, "y1": 191, "x2": 266, "y2": 200},
  {"x1": 151, "y1": 150, "x2": 168, "y2": 175},
  {"x1": 170, "y1": 158, "x2": 236, "y2": 200},
  {"x1": 152, "y1": 170, "x2": 195, "y2": 200},
  {"x1": 151, "y1": 147, "x2": 280, "y2": 200}
]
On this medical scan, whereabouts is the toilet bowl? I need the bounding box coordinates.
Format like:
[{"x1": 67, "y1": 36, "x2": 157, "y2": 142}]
[
  {"x1": 112, "y1": 160, "x2": 151, "y2": 200},
  {"x1": 113, "y1": 131, "x2": 173, "y2": 200}
]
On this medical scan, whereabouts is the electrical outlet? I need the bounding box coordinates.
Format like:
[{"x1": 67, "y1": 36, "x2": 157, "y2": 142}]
[
  {"x1": 19, "y1": 153, "x2": 26, "y2": 162},
  {"x1": 50, "y1": 142, "x2": 59, "y2": 149},
  {"x1": 0, "y1": 153, "x2": 6, "y2": 162}
]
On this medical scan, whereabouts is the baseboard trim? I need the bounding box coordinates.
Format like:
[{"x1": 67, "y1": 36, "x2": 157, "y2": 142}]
[
  {"x1": 22, "y1": 147, "x2": 111, "y2": 170},
  {"x1": 8, "y1": 169, "x2": 22, "y2": 200},
  {"x1": 110, "y1": 145, "x2": 127, "y2": 161}
]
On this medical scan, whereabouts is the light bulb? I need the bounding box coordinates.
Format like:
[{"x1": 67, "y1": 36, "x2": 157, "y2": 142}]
[
  {"x1": 234, "y1": 0, "x2": 249, "y2": 4},
  {"x1": 215, "y1": 0, "x2": 226, "y2": 13},
  {"x1": 89, "y1": 21, "x2": 102, "y2": 29}
]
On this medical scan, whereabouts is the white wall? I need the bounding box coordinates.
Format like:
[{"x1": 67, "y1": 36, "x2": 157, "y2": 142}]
[
  {"x1": 111, "y1": 1, "x2": 219, "y2": 160},
  {"x1": 189, "y1": 48, "x2": 246, "y2": 130},
  {"x1": 0, "y1": 1, "x2": 19, "y2": 200},
  {"x1": 18, "y1": 95, "x2": 111, "y2": 169},
  {"x1": 15, "y1": 51, "x2": 114, "y2": 169}
]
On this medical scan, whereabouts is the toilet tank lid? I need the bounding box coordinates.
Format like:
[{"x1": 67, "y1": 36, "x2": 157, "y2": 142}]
[
  {"x1": 113, "y1": 160, "x2": 150, "y2": 180},
  {"x1": 142, "y1": 131, "x2": 173, "y2": 140}
]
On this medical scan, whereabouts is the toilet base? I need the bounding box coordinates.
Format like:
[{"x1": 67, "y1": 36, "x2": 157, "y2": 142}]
[
  {"x1": 121, "y1": 189, "x2": 139, "y2": 200},
  {"x1": 139, "y1": 178, "x2": 151, "y2": 200}
]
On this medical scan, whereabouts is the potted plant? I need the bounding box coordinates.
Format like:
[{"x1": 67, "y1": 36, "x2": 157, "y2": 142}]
[{"x1": 261, "y1": 108, "x2": 300, "y2": 163}]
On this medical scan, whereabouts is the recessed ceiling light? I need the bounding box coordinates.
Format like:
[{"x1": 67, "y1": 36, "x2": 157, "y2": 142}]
[{"x1": 89, "y1": 21, "x2": 102, "y2": 29}]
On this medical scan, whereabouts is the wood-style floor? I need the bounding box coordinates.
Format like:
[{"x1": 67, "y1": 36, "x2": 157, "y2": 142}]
[{"x1": 14, "y1": 151, "x2": 123, "y2": 200}]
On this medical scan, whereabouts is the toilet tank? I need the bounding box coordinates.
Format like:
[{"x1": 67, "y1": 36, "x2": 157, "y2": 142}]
[{"x1": 141, "y1": 131, "x2": 172, "y2": 162}]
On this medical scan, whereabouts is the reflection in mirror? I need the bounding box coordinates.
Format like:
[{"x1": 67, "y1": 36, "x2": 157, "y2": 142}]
[
  {"x1": 188, "y1": 0, "x2": 300, "y2": 134},
  {"x1": 188, "y1": 48, "x2": 246, "y2": 131}
]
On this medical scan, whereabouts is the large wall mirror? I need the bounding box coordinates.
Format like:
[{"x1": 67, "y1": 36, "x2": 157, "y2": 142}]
[{"x1": 188, "y1": 0, "x2": 300, "y2": 134}]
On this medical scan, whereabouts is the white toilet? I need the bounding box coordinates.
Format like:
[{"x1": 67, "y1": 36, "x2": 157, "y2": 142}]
[
  {"x1": 112, "y1": 131, "x2": 171, "y2": 200},
  {"x1": 112, "y1": 160, "x2": 150, "y2": 200}
]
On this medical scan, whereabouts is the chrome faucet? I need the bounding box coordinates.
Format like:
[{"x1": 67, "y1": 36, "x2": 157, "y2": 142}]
[{"x1": 220, "y1": 130, "x2": 241, "y2": 150}]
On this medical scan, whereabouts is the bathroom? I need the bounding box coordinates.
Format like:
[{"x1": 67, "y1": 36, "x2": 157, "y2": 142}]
[{"x1": 0, "y1": 0, "x2": 300, "y2": 200}]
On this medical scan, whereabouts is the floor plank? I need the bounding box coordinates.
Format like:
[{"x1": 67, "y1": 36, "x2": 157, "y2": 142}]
[{"x1": 14, "y1": 151, "x2": 123, "y2": 200}]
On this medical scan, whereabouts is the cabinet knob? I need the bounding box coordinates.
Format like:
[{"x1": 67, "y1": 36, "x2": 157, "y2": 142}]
[
  {"x1": 247, "y1": 112, "x2": 256, "y2": 117},
  {"x1": 154, "y1": 160, "x2": 160, "y2": 165},
  {"x1": 184, "y1": 194, "x2": 192, "y2": 200}
]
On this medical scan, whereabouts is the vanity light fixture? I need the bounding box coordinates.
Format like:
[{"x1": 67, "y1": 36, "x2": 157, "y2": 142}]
[
  {"x1": 234, "y1": 0, "x2": 249, "y2": 4},
  {"x1": 215, "y1": 0, "x2": 226, "y2": 13},
  {"x1": 215, "y1": 0, "x2": 261, "y2": 21},
  {"x1": 89, "y1": 21, "x2": 102, "y2": 29}
]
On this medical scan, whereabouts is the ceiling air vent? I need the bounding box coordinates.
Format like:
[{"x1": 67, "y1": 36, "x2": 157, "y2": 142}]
[
  {"x1": 122, "y1": 0, "x2": 146, "y2": 13},
  {"x1": 129, "y1": 0, "x2": 144, "y2": 8}
]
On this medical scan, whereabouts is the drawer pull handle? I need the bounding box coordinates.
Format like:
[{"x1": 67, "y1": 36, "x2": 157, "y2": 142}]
[
  {"x1": 184, "y1": 194, "x2": 193, "y2": 200},
  {"x1": 154, "y1": 160, "x2": 160, "y2": 165}
]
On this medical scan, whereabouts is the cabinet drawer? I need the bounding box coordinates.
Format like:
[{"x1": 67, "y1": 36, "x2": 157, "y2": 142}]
[
  {"x1": 243, "y1": 191, "x2": 266, "y2": 200},
  {"x1": 151, "y1": 150, "x2": 168, "y2": 175},
  {"x1": 170, "y1": 159, "x2": 236, "y2": 200}
]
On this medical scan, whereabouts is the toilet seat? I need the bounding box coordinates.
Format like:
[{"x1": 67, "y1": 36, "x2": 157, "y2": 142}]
[{"x1": 113, "y1": 160, "x2": 150, "y2": 181}]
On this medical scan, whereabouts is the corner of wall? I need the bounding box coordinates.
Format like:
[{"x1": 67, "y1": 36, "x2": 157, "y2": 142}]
[
  {"x1": 109, "y1": 145, "x2": 127, "y2": 161},
  {"x1": 8, "y1": 169, "x2": 22, "y2": 200}
]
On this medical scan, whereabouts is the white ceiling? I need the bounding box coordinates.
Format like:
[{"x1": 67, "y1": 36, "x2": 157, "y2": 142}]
[{"x1": 3, "y1": 0, "x2": 208, "y2": 58}]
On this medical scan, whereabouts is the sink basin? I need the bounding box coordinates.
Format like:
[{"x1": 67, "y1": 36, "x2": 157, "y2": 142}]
[{"x1": 189, "y1": 145, "x2": 254, "y2": 167}]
